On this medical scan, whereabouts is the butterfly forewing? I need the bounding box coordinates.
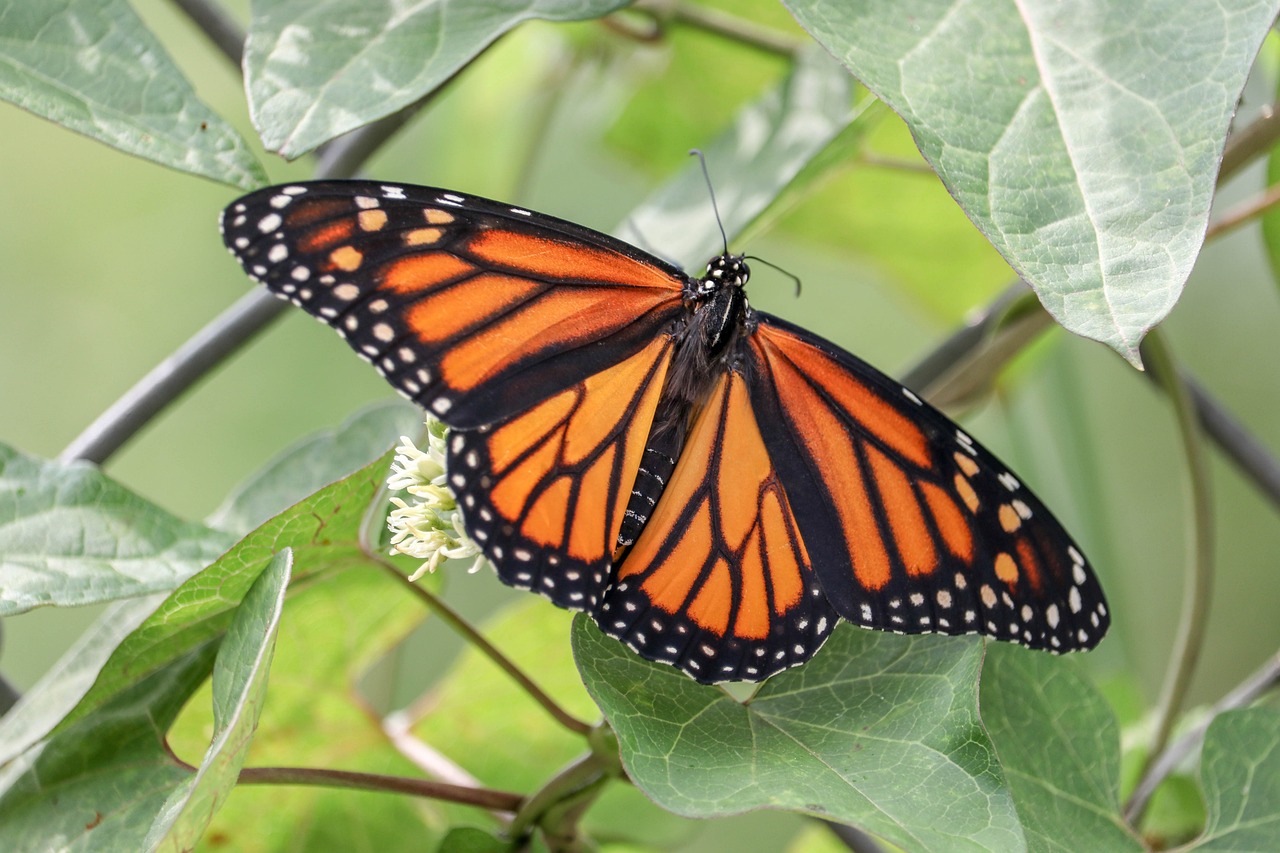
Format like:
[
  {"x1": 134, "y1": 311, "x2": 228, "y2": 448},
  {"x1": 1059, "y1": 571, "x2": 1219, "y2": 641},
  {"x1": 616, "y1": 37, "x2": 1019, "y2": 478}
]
[
  {"x1": 745, "y1": 314, "x2": 1109, "y2": 652},
  {"x1": 220, "y1": 181, "x2": 688, "y2": 429}
]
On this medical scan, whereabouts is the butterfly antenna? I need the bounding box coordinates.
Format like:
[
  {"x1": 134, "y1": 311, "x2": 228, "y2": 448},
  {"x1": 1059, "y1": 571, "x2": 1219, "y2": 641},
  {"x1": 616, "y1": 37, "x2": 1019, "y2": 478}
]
[
  {"x1": 744, "y1": 255, "x2": 803, "y2": 297},
  {"x1": 689, "y1": 149, "x2": 730, "y2": 257}
]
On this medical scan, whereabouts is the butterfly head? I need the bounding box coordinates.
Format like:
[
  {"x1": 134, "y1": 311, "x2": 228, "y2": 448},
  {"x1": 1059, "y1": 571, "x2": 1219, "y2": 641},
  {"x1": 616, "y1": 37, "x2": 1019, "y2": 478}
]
[{"x1": 695, "y1": 253, "x2": 750, "y2": 298}]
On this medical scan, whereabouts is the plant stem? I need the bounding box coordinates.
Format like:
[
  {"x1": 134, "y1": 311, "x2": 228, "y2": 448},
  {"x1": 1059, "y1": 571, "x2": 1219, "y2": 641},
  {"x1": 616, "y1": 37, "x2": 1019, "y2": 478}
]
[
  {"x1": 59, "y1": 291, "x2": 286, "y2": 464},
  {"x1": 508, "y1": 752, "x2": 614, "y2": 845},
  {"x1": 1126, "y1": 649, "x2": 1280, "y2": 819},
  {"x1": 1219, "y1": 101, "x2": 1280, "y2": 185},
  {"x1": 1125, "y1": 329, "x2": 1215, "y2": 824},
  {"x1": 169, "y1": 0, "x2": 244, "y2": 65},
  {"x1": 378, "y1": 559, "x2": 594, "y2": 736},
  {"x1": 237, "y1": 765, "x2": 523, "y2": 812},
  {"x1": 630, "y1": 0, "x2": 804, "y2": 57},
  {"x1": 1204, "y1": 180, "x2": 1280, "y2": 242}
]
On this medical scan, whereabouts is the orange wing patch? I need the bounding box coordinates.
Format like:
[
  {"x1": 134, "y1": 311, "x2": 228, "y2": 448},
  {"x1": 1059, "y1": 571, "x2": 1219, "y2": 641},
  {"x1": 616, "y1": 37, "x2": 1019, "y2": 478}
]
[
  {"x1": 446, "y1": 337, "x2": 673, "y2": 612},
  {"x1": 601, "y1": 372, "x2": 836, "y2": 684}
]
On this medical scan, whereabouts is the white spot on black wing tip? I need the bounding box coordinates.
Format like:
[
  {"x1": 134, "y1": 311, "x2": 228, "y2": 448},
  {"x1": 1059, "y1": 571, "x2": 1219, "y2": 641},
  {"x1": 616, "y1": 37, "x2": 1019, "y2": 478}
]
[{"x1": 257, "y1": 213, "x2": 282, "y2": 233}]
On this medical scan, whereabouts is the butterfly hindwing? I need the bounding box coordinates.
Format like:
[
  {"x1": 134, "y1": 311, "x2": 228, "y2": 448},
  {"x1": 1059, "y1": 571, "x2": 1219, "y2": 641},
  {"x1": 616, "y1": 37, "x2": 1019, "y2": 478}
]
[
  {"x1": 446, "y1": 336, "x2": 675, "y2": 612},
  {"x1": 745, "y1": 314, "x2": 1109, "y2": 652},
  {"x1": 220, "y1": 181, "x2": 688, "y2": 429},
  {"x1": 600, "y1": 370, "x2": 838, "y2": 683}
]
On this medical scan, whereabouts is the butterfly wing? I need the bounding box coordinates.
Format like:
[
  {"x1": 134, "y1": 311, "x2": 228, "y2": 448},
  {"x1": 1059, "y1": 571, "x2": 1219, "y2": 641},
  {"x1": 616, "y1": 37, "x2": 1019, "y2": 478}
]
[
  {"x1": 446, "y1": 335, "x2": 675, "y2": 611},
  {"x1": 744, "y1": 313, "x2": 1109, "y2": 652},
  {"x1": 220, "y1": 181, "x2": 689, "y2": 429},
  {"x1": 598, "y1": 369, "x2": 838, "y2": 683}
]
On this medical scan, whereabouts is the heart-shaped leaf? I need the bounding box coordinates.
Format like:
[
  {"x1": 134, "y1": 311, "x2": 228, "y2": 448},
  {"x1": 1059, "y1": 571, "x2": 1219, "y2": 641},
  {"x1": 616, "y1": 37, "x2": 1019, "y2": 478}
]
[
  {"x1": 0, "y1": 443, "x2": 234, "y2": 617},
  {"x1": 245, "y1": 0, "x2": 631, "y2": 158},
  {"x1": 782, "y1": 0, "x2": 1280, "y2": 364},
  {"x1": 0, "y1": 0, "x2": 266, "y2": 188},
  {"x1": 575, "y1": 618, "x2": 1023, "y2": 851}
]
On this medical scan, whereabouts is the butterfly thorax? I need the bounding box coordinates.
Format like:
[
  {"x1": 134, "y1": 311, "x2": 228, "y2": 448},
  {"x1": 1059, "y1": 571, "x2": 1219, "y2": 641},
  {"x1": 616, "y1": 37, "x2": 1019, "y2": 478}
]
[{"x1": 695, "y1": 254, "x2": 751, "y2": 357}]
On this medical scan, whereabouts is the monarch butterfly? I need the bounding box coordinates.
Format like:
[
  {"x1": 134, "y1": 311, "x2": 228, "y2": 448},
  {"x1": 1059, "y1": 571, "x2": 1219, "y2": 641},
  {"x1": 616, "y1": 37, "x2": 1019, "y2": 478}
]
[{"x1": 221, "y1": 180, "x2": 1109, "y2": 684}]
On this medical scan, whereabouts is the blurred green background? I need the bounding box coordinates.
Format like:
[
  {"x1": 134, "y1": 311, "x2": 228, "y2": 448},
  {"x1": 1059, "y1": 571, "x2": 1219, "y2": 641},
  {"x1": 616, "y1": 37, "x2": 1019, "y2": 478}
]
[{"x1": 3, "y1": 0, "x2": 1280, "y2": 812}]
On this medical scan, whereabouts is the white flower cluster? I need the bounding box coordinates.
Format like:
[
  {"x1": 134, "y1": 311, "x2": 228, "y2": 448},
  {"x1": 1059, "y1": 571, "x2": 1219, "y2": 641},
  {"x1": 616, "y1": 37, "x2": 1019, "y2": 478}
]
[{"x1": 385, "y1": 418, "x2": 486, "y2": 582}]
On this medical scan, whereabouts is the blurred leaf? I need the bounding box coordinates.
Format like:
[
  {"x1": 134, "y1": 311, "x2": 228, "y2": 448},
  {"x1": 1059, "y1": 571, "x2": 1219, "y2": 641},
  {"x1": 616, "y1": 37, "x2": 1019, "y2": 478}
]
[
  {"x1": 0, "y1": 596, "x2": 162, "y2": 769},
  {"x1": 617, "y1": 46, "x2": 860, "y2": 269},
  {"x1": 1191, "y1": 707, "x2": 1280, "y2": 850},
  {"x1": 144, "y1": 550, "x2": 291, "y2": 852},
  {"x1": 782, "y1": 0, "x2": 1279, "y2": 365},
  {"x1": 605, "y1": 0, "x2": 800, "y2": 173},
  {"x1": 208, "y1": 400, "x2": 422, "y2": 534},
  {"x1": 1261, "y1": 62, "x2": 1280, "y2": 295},
  {"x1": 980, "y1": 644, "x2": 1142, "y2": 852},
  {"x1": 53, "y1": 452, "x2": 392, "y2": 733},
  {"x1": 576, "y1": 619, "x2": 1023, "y2": 851},
  {"x1": 171, "y1": 554, "x2": 437, "y2": 851},
  {"x1": 0, "y1": 641, "x2": 219, "y2": 853},
  {"x1": 413, "y1": 600, "x2": 595, "y2": 791},
  {"x1": 439, "y1": 826, "x2": 512, "y2": 853},
  {"x1": 0, "y1": 0, "x2": 266, "y2": 188},
  {"x1": 245, "y1": 0, "x2": 632, "y2": 159},
  {"x1": 783, "y1": 115, "x2": 1012, "y2": 322},
  {"x1": 1142, "y1": 773, "x2": 1205, "y2": 850},
  {"x1": 0, "y1": 443, "x2": 234, "y2": 616}
]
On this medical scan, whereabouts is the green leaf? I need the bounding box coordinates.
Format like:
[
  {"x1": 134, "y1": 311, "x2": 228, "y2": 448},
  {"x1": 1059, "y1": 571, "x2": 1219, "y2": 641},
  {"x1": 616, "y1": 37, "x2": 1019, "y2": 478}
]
[
  {"x1": 0, "y1": 596, "x2": 162, "y2": 769},
  {"x1": 53, "y1": 451, "x2": 393, "y2": 733},
  {"x1": 143, "y1": 550, "x2": 292, "y2": 853},
  {"x1": 169, "y1": 554, "x2": 436, "y2": 851},
  {"x1": 245, "y1": 0, "x2": 632, "y2": 159},
  {"x1": 618, "y1": 46, "x2": 861, "y2": 270},
  {"x1": 438, "y1": 826, "x2": 512, "y2": 853},
  {"x1": 0, "y1": 641, "x2": 219, "y2": 853},
  {"x1": 575, "y1": 619, "x2": 1023, "y2": 852},
  {"x1": 1192, "y1": 707, "x2": 1280, "y2": 850},
  {"x1": 0, "y1": 443, "x2": 235, "y2": 616},
  {"x1": 208, "y1": 400, "x2": 422, "y2": 534},
  {"x1": 980, "y1": 644, "x2": 1142, "y2": 852},
  {"x1": 782, "y1": 0, "x2": 1279, "y2": 365},
  {"x1": 0, "y1": 0, "x2": 266, "y2": 188}
]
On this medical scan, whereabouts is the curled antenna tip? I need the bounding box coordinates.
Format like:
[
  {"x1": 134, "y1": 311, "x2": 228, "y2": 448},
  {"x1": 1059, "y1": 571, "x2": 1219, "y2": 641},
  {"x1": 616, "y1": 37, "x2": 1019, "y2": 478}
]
[{"x1": 744, "y1": 255, "x2": 803, "y2": 297}]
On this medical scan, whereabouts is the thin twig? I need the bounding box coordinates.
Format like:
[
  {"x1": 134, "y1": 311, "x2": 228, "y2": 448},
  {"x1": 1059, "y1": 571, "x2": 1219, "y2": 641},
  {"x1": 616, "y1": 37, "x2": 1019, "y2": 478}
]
[
  {"x1": 630, "y1": 0, "x2": 804, "y2": 57},
  {"x1": 237, "y1": 765, "x2": 524, "y2": 811},
  {"x1": 1180, "y1": 372, "x2": 1280, "y2": 509},
  {"x1": 1204, "y1": 181, "x2": 1280, "y2": 242},
  {"x1": 169, "y1": 0, "x2": 244, "y2": 65},
  {"x1": 857, "y1": 151, "x2": 938, "y2": 176},
  {"x1": 1126, "y1": 650, "x2": 1280, "y2": 819},
  {"x1": 1219, "y1": 102, "x2": 1280, "y2": 185},
  {"x1": 376, "y1": 559, "x2": 594, "y2": 737},
  {"x1": 59, "y1": 291, "x2": 286, "y2": 464},
  {"x1": 1126, "y1": 330, "x2": 1215, "y2": 824}
]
